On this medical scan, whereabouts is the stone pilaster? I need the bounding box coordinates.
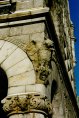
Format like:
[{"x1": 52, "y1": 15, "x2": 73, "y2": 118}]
[{"x1": 2, "y1": 93, "x2": 52, "y2": 118}]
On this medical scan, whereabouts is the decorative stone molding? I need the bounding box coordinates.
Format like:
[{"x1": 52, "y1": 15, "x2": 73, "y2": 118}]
[{"x1": 2, "y1": 93, "x2": 53, "y2": 117}]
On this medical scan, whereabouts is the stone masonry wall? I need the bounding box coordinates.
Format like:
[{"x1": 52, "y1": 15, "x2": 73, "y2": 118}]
[
  {"x1": 0, "y1": 20, "x2": 53, "y2": 118},
  {"x1": 0, "y1": 0, "x2": 78, "y2": 118},
  {"x1": 0, "y1": 22, "x2": 52, "y2": 85}
]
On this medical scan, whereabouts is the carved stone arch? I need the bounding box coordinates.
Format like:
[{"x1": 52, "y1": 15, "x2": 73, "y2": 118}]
[{"x1": 0, "y1": 40, "x2": 36, "y2": 97}]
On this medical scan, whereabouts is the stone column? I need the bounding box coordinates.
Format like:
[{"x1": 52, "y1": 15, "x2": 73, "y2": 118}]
[
  {"x1": 0, "y1": 40, "x2": 52, "y2": 118},
  {"x1": 2, "y1": 93, "x2": 52, "y2": 118}
]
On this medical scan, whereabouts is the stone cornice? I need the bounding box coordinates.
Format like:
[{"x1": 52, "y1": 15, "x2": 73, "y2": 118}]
[{"x1": 0, "y1": 7, "x2": 49, "y2": 23}]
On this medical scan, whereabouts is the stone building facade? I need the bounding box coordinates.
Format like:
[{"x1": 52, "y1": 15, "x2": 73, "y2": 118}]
[{"x1": 0, "y1": 0, "x2": 79, "y2": 118}]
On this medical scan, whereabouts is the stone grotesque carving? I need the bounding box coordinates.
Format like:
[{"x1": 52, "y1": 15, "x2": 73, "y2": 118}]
[
  {"x1": 2, "y1": 93, "x2": 53, "y2": 116},
  {"x1": 26, "y1": 37, "x2": 54, "y2": 83}
]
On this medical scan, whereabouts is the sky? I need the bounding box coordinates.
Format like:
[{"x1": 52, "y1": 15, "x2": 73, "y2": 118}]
[{"x1": 69, "y1": 0, "x2": 79, "y2": 96}]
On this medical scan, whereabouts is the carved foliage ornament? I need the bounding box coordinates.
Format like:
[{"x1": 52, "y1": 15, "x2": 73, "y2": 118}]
[{"x1": 2, "y1": 94, "x2": 53, "y2": 116}]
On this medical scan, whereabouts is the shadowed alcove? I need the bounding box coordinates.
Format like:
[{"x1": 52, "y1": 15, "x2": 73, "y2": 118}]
[
  {"x1": 0, "y1": 67, "x2": 8, "y2": 118},
  {"x1": 51, "y1": 80, "x2": 58, "y2": 102}
]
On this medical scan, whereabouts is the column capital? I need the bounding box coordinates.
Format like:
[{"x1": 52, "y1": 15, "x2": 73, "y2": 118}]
[{"x1": 2, "y1": 93, "x2": 53, "y2": 117}]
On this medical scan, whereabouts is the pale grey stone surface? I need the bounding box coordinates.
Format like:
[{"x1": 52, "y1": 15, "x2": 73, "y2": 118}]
[
  {"x1": 0, "y1": 28, "x2": 9, "y2": 39},
  {"x1": 0, "y1": 40, "x2": 35, "y2": 78},
  {"x1": 8, "y1": 85, "x2": 26, "y2": 95},
  {"x1": 25, "y1": 84, "x2": 46, "y2": 96},
  {"x1": 16, "y1": 1, "x2": 33, "y2": 11},
  {"x1": 9, "y1": 114, "x2": 24, "y2": 118},
  {"x1": 0, "y1": 41, "x2": 17, "y2": 64},
  {"x1": 12, "y1": 0, "x2": 44, "y2": 11},
  {"x1": 34, "y1": 0, "x2": 43, "y2": 7},
  {"x1": 30, "y1": 32, "x2": 44, "y2": 42},
  {"x1": 5, "y1": 34, "x2": 30, "y2": 51},
  {"x1": 6, "y1": 58, "x2": 34, "y2": 77},
  {"x1": 22, "y1": 23, "x2": 44, "y2": 34},
  {"x1": 8, "y1": 84, "x2": 46, "y2": 96},
  {"x1": 9, "y1": 113, "x2": 44, "y2": 118},
  {"x1": 1, "y1": 48, "x2": 27, "y2": 70},
  {"x1": 9, "y1": 26, "x2": 22, "y2": 36},
  {"x1": 0, "y1": 40, "x2": 5, "y2": 48},
  {"x1": 8, "y1": 70, "x2": 36, "y2": 87}
]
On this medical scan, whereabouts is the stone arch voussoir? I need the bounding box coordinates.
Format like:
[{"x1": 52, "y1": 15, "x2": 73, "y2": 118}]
[{"x1": 0, "y1": 40, "x2": 36, "y2": 97}]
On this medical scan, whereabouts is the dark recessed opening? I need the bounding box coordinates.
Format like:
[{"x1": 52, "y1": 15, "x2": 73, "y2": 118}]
[
  {"x1": 0, "y1": 67, "x2": 8, "y2": 118},
  {"x1": 51, "y1": 80, "x2": 58, "y2": 102}
]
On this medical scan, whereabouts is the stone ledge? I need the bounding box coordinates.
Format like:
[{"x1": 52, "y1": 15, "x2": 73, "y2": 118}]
[
  {"x1": 0, "y1": 7, "x2": 49, "y2": 23},
  {"x1": 9, "y1": 17, "x2": 45, "y2": 26},
  {"x1": 0, "y1": 0, "x2": 10, "y2": 5}
]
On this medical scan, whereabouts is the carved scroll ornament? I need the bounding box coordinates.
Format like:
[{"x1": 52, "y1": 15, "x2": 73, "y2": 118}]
[{"x1": 2, "y1": 93, "x2": 53, "y2": 116}]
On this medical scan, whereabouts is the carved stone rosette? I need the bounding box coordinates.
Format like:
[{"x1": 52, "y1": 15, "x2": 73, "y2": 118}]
[{"x1": 2, "y1": 94, "x2": 53, "y2": 117}]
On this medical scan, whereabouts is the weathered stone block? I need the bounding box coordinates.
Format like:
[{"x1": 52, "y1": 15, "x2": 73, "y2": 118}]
[
  {"x1": 6, "y1": 58, "x2": 34, "y2": 77},
  {"x1": 5, "y1": 34, "x2": 30, "y2": 51},
  {"x1": 35, "y1": 84, "x2": 46, "y2": 95},
  {"x1": 0, "y1": 41, "x2": 17, "y2": 64},
  {"x1": 9, "y1": 114, "x2": 24, "y2": 118},
  {"x1": 34, "y1": 113, "x2": 45, "y2": 118},
  {"x1": 34, "y1": 0, "x2": 44, "y2": 7},
  {"x1": 8, "y1": 70, "x2": 36, "y2": 87},
  {"x1": 9, "y1": 26, "x2": 22, "y2": 36},
  {"x1": 10, "y1": 112, "x2": 45, "y2": 118},
  {"x1": 8, "y1": 85, "x2": 26, "y2": 95},
  {"x1": 22, "y1": 23, "x2": 44, "y2": 35},
  {"x1": 0, "y1": 40, "x2": 5, "y2": 49},
  {"x1": 25, "y1": 84, "x2": 46, "y2": 95},
  {"x1": 1, "y1": 48, "x2": 27, "y2": 70},
  {"x1": 0, "y1": 28, "x2": 9, "y2": 39},
  {"x1": 18, "y1": 34, "x2": 30, "y2": 44},
  {"x1": 30, "y1": 32, "x2": 44, "y2": 43},
  {"x1": 16, "y1": 0, "x2": 34, "y2": 11}
]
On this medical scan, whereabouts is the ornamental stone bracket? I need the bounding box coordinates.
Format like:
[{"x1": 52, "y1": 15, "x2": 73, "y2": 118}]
[{"x1": 2, "y1": 93, "x2": 53, "y2": 117}]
